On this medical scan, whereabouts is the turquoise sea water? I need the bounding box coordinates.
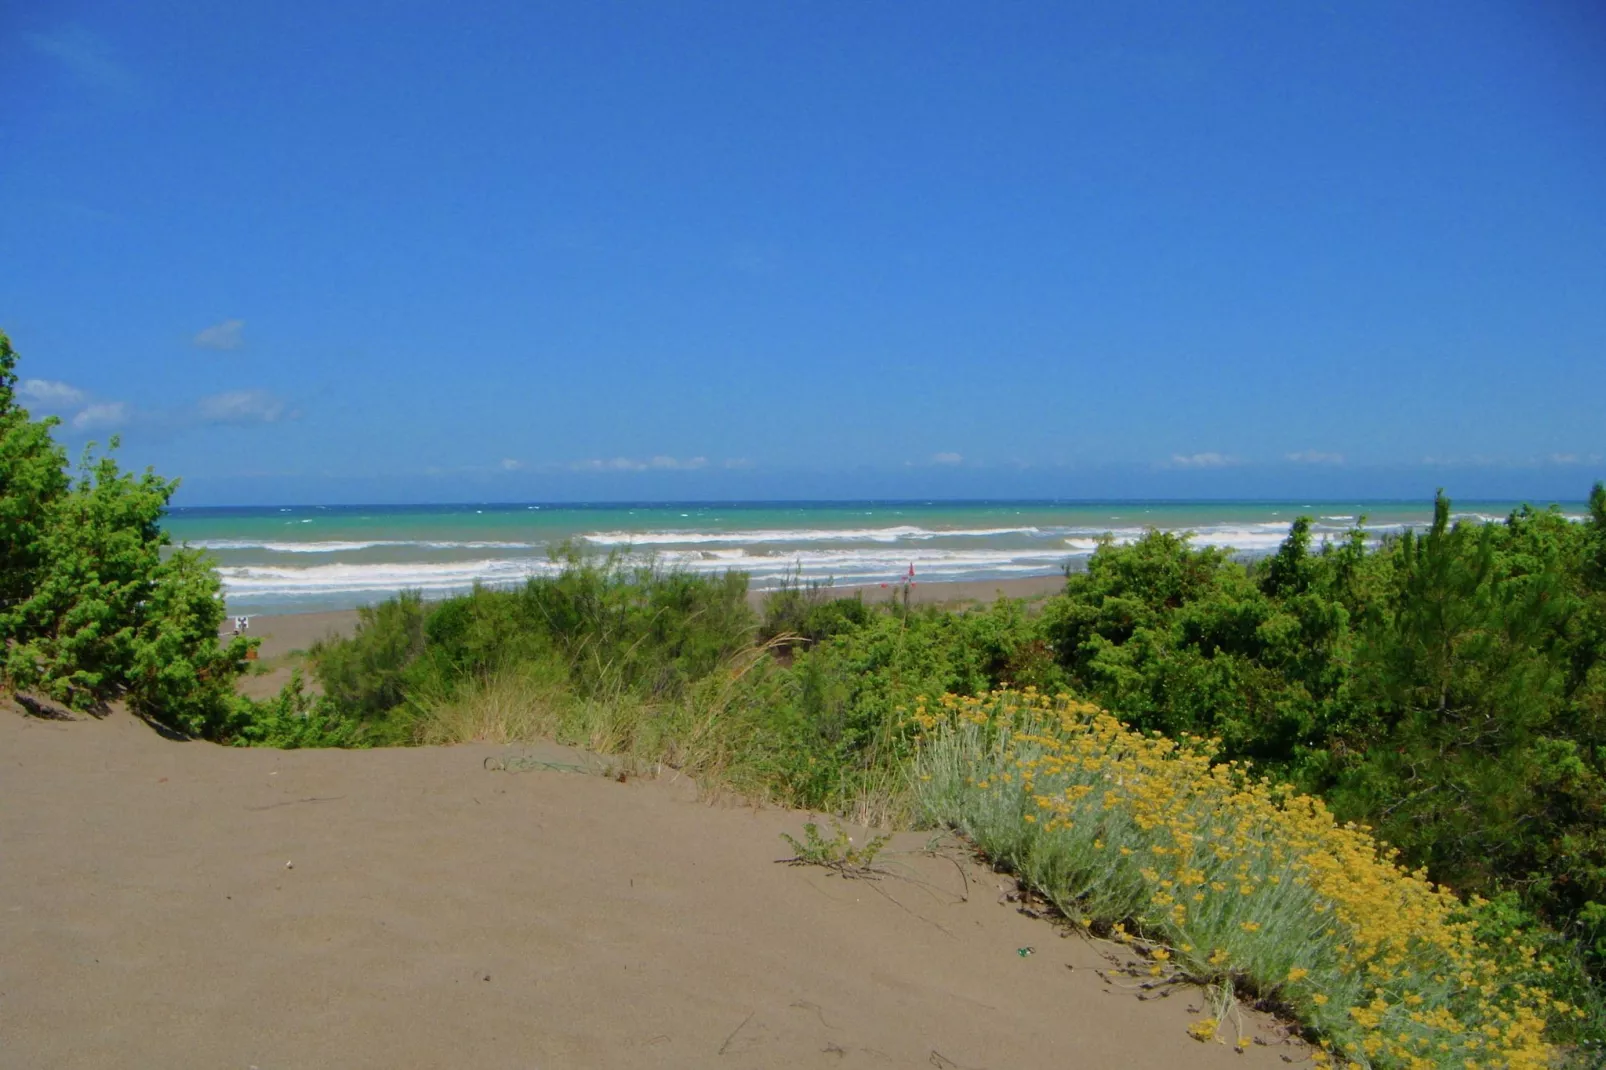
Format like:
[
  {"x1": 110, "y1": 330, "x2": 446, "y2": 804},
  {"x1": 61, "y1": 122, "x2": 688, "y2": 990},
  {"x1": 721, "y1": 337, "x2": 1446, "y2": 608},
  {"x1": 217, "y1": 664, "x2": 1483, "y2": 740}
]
[{"x1": 163, "y1": 499, "x2": 1584, "y2": 616}]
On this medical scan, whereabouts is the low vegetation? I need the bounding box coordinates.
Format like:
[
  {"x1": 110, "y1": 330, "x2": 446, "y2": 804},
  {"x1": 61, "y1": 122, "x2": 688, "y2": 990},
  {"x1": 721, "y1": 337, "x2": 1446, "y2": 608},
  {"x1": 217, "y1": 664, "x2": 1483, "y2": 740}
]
[
  {"x1": 915, "y1": 690, "x2": 1562, "y2": 1067},
  {"x1": 778, "y1": 818, "x2": 891, "y2": 876}
]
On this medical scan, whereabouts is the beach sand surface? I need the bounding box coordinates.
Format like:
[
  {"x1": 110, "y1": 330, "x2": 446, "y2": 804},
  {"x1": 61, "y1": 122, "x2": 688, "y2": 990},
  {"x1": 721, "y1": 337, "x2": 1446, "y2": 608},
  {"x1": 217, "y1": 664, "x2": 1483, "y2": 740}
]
[{"x1": 1, "y1": 706, "x2": 1294, "y2": 1069}]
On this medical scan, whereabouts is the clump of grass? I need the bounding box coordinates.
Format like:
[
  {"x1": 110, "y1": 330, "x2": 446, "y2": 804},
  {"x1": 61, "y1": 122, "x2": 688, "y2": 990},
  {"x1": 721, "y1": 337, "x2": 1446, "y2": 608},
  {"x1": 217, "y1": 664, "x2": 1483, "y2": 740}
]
[
  {"x1": 411, "y1": 662, "x2": 569, "y2": 745},
  {"x1": 912, "y1": 689, "x2": 1564, "y2": 1069},
  {"x1": 409, "y1": 648, "x2": 789, "y2": 801},
  {"x1": 779, "y1": 818, "x2": 891, "y2": 877},
  {"x1": 407, "y1": 628, "x2": 920, "y2": 821}
]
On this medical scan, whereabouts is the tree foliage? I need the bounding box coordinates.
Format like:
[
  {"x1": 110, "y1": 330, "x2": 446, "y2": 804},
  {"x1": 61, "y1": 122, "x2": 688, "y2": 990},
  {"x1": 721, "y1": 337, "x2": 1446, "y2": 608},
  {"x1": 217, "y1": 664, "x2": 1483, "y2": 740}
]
[
  {"x1": 0, "y1": 330, "x2": 251, "y2": 733},
  {"x1": 1042, "y1": 489, "x2": 1606, "y2": 976},
  {"x1": 0, "y1": 333, "x2": 70, "y2": 639}
]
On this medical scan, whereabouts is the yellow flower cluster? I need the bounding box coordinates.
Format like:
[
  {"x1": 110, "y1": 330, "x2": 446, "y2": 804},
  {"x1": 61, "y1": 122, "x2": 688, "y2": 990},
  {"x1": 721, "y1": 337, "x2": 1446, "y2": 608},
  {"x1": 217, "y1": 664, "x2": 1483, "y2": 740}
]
[{"x1": 911, "y1": 690, "x2": 1560, "y2": 1070}]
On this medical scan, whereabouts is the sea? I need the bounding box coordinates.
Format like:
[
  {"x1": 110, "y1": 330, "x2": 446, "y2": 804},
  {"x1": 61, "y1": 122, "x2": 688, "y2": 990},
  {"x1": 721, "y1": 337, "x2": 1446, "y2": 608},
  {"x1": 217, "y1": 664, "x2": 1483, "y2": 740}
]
[{"x1": 162, "y1": 499, "x2": 1584, "y2": 616}]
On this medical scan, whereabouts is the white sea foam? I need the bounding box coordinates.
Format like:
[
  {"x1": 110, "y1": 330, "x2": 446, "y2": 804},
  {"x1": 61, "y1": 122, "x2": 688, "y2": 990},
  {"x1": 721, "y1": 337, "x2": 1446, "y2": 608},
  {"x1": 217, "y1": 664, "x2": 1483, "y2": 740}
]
[
  {"x1": 193, "y1": 539, "x2": 536, "y2": 553},
  {"x1": 222, "y1": 522, "x2": 1393, "y2": 604},
  {"x1": 214, "y1": 545, "x2": 1079, "y2": 602},
  {"x1": 216, "y1": 558, "x2": 565, "y2": 598},
  {"x1": 209, "y1": 512, "x2": 1541, "y2": 609},
  {"x1": 581, "y1": 525, "x2": 1043, "y2": 546}
]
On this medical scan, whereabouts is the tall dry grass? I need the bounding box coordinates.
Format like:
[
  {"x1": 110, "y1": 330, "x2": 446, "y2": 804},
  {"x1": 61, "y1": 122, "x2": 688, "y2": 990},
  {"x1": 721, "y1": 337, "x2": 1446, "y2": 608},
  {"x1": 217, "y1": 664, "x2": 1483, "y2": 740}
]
[
  {"x1": 410, "y1": 640, "x2": 914, "y2": 825},
  {"x1": 411, "y1": 649, "x2": 768, "y2": 796}
]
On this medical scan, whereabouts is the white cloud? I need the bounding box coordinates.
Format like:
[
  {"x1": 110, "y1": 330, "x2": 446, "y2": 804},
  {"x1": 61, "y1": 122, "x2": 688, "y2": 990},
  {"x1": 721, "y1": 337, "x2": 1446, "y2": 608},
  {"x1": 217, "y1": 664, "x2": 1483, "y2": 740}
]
[
  {"x1": 1421, "y1": 455, "x2": 1501, "y2": 468},
  {"x1": 193, "y1": 319, "x2": 245, "y2": 351},
  {"x1": 500, "y1": 458, "x2": 525, "y2": 471},
  {"x1": 44, "y1": 387, "x2": 292, "y2": 437},
  {"x1": 931, "y1": 452, "x2": 963, "y2": 466},
  {"x1": 196, "y1": 390, "x2": 285, "y2": 425},
  {"x1": 572, "y1": 458, "x2": 643, "y2": 472},
  {"x1": 20, "y1": 379, "x2": 86, "y2": 409},
  {"x1": 1286, "y1": 450, "x2": 1345, "y2": 465},
  {"x1": 71, "y1": 402, "x2": 129, "y2": 431},
  {"x1": 570, "y1": 455, "x2": 709, "y2": 472},
  {"x1": 1169, "y1": 452, "x2": 1234, "y2": 469},
  {"x1": 723, "y1": 458, "x2": 754, "y2": 470}
]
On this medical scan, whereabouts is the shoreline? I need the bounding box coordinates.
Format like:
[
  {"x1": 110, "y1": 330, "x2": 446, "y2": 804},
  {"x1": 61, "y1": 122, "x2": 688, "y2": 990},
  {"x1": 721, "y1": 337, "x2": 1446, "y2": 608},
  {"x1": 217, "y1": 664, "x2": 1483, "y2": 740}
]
[{"x1": 235, "y1": 574, "x2": 1068, "y2": 664}]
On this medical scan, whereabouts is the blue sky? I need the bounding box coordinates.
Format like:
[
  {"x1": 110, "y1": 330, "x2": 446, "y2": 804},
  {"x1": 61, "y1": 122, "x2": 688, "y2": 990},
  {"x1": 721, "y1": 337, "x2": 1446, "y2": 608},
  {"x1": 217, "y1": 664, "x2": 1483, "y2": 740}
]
[{"x1": 3, "y1": 1, "x2": 1603, "y2": 505}]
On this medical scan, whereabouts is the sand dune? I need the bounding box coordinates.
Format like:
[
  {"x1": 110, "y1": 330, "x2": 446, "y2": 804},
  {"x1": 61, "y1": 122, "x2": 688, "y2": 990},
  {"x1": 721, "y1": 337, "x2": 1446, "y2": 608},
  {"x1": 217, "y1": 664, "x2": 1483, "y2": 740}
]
[{"x1": 2, "y1": 705, "x2": 1294, "y2": 1069}]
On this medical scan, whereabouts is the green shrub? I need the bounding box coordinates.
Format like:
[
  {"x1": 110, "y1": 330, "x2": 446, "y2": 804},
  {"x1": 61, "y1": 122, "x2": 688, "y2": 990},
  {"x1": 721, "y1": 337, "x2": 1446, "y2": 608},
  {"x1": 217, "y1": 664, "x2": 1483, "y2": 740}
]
[
  {"x1": 230, "y1": 672, "x2": 370, "y2": 749},
  {"x1": 127, "y1": 547, "x2": 253, "y2": 737},
  {"x1": 309, "y1": 590, "x2": 428, "y2": 719},
  {"x1": 0, "y1": 334, "x2": 70, "y2": 631},
  {"x1": 0, "y1": 329, "x2": 253, "y2": 732},
  {"x1": 1037, "y1": 486, "x2": 1606, "y2": 991},
  {"x1": 306, "y1": 553, "x2": 760, "y2": 738},
  {"x1": 758, "y1": 569, "x2": 873, "y2": 650},
  {"x1": 514, "y1": 547, "x2": 755, "y2": 697}
]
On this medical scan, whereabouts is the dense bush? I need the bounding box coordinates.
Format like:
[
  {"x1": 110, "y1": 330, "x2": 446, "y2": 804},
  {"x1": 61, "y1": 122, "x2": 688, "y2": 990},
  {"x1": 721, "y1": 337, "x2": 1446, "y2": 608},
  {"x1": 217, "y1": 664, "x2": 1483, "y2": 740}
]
[
  {"x1": 734, "y1": 597, "x2": 1065, "y2": 808},
  {"x1": 0, "y1": 331, "x2": 252, "y2": 734},
  {"x1": 1042, "y1": 489, "x2": 1606, "y2": 986},
  {"x1": 301, "y1": 559, "x2": 1065, "y2": 817},
  {"x1": 231, "y1": 671, "x2": 371, "y2": 748},
  {"x1": 309, "y1": 590, "x2": 430, "y2": 720},
  {"x1": 308, "y1": 551, "x2": 758, "y2": 717},
  {"x1": 757, "y1": 570, "x2": 874, "y2": 650}
]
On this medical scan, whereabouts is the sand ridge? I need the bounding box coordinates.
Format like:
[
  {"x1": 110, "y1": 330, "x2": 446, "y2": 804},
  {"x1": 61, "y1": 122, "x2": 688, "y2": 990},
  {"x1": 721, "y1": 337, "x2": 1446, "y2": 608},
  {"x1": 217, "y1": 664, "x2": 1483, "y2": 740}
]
[{"x1": 2, "y1": 705, "x2": 1294, "y2": 1068}]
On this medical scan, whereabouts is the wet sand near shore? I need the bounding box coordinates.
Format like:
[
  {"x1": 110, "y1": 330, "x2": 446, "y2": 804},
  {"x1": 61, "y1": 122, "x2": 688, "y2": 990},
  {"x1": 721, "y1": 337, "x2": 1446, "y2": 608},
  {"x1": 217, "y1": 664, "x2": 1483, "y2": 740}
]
[{"x1": 1, "y1": 705, "x2": 1295, "y2": 1068}]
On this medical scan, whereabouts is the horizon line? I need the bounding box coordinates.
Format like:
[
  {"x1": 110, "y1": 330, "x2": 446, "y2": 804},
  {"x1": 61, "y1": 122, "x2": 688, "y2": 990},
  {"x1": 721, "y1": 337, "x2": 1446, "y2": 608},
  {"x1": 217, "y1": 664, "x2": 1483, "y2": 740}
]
[{"x1": 166, "y1": 493, "x2": 1594, "y2": 513}]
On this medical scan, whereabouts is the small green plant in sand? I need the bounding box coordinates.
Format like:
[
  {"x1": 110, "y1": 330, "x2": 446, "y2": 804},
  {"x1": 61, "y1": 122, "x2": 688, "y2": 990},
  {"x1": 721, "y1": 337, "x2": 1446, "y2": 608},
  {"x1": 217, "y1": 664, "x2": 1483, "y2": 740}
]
[{"x1": 779, "y1": 818, "x2": 891, "y2": 876}]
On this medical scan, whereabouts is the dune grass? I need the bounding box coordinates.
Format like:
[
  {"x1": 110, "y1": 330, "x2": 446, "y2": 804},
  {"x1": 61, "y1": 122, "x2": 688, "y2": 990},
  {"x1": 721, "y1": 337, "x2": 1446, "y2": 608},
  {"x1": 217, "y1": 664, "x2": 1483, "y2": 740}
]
[{"x1": 407, "y1": 650, "x2": 918, "y2": 825}]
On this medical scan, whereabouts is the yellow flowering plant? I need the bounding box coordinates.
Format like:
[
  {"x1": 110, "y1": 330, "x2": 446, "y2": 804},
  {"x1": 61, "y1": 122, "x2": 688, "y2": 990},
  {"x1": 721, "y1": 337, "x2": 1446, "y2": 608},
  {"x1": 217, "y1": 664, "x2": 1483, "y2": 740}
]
[{"x1": 912, "y1": 689, "x2": 1562, "y2": 1069}]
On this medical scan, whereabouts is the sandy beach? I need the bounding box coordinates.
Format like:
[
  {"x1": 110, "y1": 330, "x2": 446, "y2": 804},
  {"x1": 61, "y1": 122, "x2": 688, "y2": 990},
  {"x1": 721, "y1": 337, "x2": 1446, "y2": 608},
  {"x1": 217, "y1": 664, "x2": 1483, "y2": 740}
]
[{"x1": 1, "y1": 704, "x2": 1293, "y2": 1068}]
